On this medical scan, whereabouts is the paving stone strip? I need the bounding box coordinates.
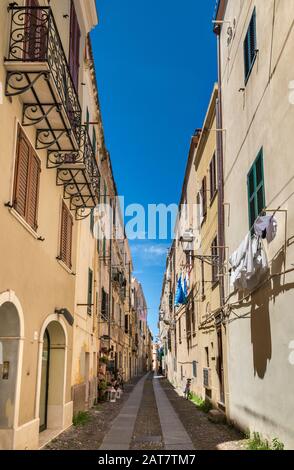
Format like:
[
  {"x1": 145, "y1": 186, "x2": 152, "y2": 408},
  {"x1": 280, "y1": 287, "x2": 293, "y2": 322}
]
[
  {"x1": 130, "y1": 373, "x2": 164, "y2": 450},
  {"x1": 153, "y1": 377, "x2": 195, "y2": 450},
  {"x1": 159, "y1": 379, "x2": 246, "y2": 450},
  {"x1": 99, "y1": 373, "x2": 149, "y2": 450}
]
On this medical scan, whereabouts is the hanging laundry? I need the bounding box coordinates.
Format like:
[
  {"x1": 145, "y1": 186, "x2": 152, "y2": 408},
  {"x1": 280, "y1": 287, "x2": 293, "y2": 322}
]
[
  {"x1": 254, "y1": 215, "x2": 277, "y2": 243},
  {"x1": 175, "y1": 273, "x2": 188, "y2": 306},
  {"x1": 229, "y1": 233, "x2": 268, "y2": 291},
  {"x1": 175, "y1": 276, "x2": 184, "y2": 305}
]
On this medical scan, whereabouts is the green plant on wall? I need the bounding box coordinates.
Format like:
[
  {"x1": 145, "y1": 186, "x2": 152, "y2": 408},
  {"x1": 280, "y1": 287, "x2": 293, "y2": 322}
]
[{"x1": 190, "y1": 393, "x2": 212, "y2": 413}]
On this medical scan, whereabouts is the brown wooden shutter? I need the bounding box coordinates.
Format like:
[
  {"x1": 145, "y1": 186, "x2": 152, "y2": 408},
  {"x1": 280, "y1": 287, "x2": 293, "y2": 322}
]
[
  {"x1": 27, "y1": 153, "x2": 41, "y2": 231},
  {"x1": 60, "y1": 202, "x2": 73, "y2": 268},
  {"x1": 14, "y1": 128, "x2": 30, "y2": 218},
  {"x1": 14, "y1": 126, "x2": 41, "y2": 230}
]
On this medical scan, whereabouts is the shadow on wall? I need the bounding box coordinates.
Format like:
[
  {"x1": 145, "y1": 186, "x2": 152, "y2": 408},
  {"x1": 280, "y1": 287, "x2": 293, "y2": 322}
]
[{"x1": 250, "y1": 247, "x2": 294, "y2": 378}]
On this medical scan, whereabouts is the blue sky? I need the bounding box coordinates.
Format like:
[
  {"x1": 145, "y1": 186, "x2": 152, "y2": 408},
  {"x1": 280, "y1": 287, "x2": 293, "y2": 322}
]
[{"x1": 92, "y1": 0, "x2": 217, "y2": 336}]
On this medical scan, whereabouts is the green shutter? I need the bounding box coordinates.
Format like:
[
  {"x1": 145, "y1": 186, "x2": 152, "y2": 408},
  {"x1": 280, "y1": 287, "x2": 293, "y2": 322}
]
[
  {"x1": 244, "y1": 8, "x2": 257, "y2": 82},
  {"x1": 247, "y1": 148, "x2": 265, "y2": 230}
]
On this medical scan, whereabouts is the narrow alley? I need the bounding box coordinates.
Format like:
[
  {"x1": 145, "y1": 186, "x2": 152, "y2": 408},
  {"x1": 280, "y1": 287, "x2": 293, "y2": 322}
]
[{"x1": 44, "y1": 374, "x2": 245, "y2": 451}]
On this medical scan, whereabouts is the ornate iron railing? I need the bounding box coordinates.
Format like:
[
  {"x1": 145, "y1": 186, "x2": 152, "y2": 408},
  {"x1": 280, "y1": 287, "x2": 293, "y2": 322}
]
[
  {"x1": 55, "y1": 126, "x2": 100, "y2": 211},
  {"x1": 6, "y1": 6, "x2": 81, "y2": 142}
]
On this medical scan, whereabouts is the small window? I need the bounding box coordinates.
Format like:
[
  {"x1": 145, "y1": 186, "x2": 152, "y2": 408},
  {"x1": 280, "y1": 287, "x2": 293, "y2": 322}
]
[
  {"x1": 101, "y1": 288, "x2": 109, "y2": 320},
  {"x1": 201, "y1": 176, "x2": 207, "y2": 219},
  {"x1": 87, "y1": 269, "x2": 93, "y2": 315},
  {"x1": 86, "y1": 107, "x2": 90, "y2": 132},
  {"x1": 125, "y1": 314, "x2": 129, "y2": 334},
  {"x1": 90, "y1": 208, "x2": 94, "y2": 234},
  {"x1": 104, "y1": 181, "x2": 107, "y2": 204},
  {"x1": 209, "y1": 153, "x2": 217, "y2": 202},
  {"x1": 13, "y1": 126, "x2": 41, "y2": 231},
  {"x1": 205, "y1": 347, "x2": 210, "y2": 368},
  {"x1": 211, "y1": 236, "x2": 219, "y2": 285},
  {"x1": 244, "y1": 8, "x2": 257, "y2": 83},
  {"x1": 247, "y1": 148, "x2": 265, "y2": 230},
  {"x1": 192, "y1": 361, "x2": 197, "y2": 378},
  {"x1": 60, "y1": 202, "x2": 73, "y2": 269},
  {"x1": 103, "y1": 236, "x2": 106, "y2": 259},
  {"x1": 92, "y1": 128, "x2": 97, "y2": 153},
  {"x1": 179, "y1": 317, "x2": 182, "y2": 343}
]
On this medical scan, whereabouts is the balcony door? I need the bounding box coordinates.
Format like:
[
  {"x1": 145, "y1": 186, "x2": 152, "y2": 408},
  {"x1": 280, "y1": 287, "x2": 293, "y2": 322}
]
[
  {"x1": 69, "y1": 0, "x2": 81, "y2": 92},
  {"x1": 25, "y1": 0, "x2": 47, "y2": 61}
]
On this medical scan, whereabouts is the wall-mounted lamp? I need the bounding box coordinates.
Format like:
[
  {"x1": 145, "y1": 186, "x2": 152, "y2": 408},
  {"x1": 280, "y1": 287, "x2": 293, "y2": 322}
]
[{"x1": 55, "y1": 308, "x2": 74, "y2": 326}]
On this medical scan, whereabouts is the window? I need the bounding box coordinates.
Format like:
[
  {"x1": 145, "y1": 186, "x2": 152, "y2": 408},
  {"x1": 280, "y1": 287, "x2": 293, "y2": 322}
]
[
  {"x1": 92, "y1": 128, "x2": 97, "y2": 153},
  {"x1": 60, "y1": 202, "x2": 73, "y2": 268},
  {"x1": 87, "y1": 269, "x2": 93, "y2": 315},
  {"x1": 103, "y1": 236, "x2": 106, "y2": 260},
  {"x1": 179, "y1": 317, "x2": 182, "y2": 344},
  {"x1": 209, "y1": 153, "x2": 217, "y2": 202},
  {"x1": 247, "y1": 149, "x2": 265, "y2": 230},
  {"x1": 101, "y1": 288, "x2": 109, "y2": 320},
  {"x1": 244, "y1": 8, "x2": 257, "y2": 83},
  {"x1": 13, "y1": 126, "x2": 41, "y2": 231},
  {"x1": 125, "y1": 314, "x2": 129, "y2": 334},
  {"x1": 69, "y1": 0, "x2": 81, "y2": 91},
  {"x1": 25, "y1": 0, "x2": 46, "y2": 61},
  {"x1": 205, "y1": 347, "x2": 210, "y2": 368},
  {"x1": 196, "y1": 192, "x2": 202, "y2": 229},
  {"x1": 192, "y1": 361, "x2": 197, "y2": 378},
  {"x1": 86, "y1": 107, "x2": 90, "y2": 132},
  {"x1": 90, "y1": 208, "x2": 94, "y2": 234},
  {"x1": 201, "y1": 176, "x2": 207, "y2": 220},
  {"x1": 201, "y1": 260, "x2": 205, "y2": 299},
  {"x1": 211, "y1": 236, "x2": 219, "y2": 285},
  {"x1": 104, "y1": 181, "x2": 107, "y2": 204},
  {"x1": 112, "y1": 297, "x2": 115, "y2": 321}
]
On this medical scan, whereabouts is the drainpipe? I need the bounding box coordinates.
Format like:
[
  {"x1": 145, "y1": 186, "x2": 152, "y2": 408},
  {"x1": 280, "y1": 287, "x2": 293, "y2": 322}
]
[
  {"x1": 216, "y1": 32, "x2": 225, "y2": 310},
  {"x1": 108, "y1": 199, "x2": 113, "y2": 359}
]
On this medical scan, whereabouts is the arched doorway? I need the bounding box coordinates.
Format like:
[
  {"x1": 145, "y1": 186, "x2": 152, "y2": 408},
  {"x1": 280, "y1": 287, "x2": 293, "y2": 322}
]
[
  {"x1": 0, "y1": 301, "x2": 21, "y2": 430},
  {"x1": 38, "y1": 321, "x2": 66, "y2": 432}
]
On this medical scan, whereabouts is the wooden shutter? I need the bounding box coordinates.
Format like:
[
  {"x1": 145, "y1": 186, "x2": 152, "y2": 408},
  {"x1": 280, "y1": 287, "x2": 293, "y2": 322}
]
[
  {"x1": 69, "y1": 0, "x2": 81, "y2": 92},
  {"x1": 13, "y1": 126, "x2": 41, "y2": 230},
  {"x1": 60, "y1": 202, "x2": 73, "y2": 268},
  {"x1": 14, "y1": 128, "x2": 30, "y2": 218},
  {"x1": 27, "y1": 153, "x2": 41, "y2": 231}
]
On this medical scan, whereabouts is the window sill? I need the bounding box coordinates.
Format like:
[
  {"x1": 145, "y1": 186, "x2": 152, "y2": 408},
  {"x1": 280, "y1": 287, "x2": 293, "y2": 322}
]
[
  {"x1": 9, "y1": 207, "x2": 44, "y2": 241},
  {"x1": 57, "y1": 258, "x2": 74, "y2": 275}
]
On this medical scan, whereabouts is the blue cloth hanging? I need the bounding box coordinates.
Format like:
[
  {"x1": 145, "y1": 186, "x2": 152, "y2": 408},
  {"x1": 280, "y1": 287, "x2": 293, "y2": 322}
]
[{"x1": 175, "y1": 274, "x2": 188, "y2": 306}]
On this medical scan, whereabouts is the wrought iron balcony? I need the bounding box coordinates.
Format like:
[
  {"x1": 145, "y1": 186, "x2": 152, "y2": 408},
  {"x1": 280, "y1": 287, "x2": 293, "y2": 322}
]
[
  {"x1": 5, "y1": 5, "x2": 81, "y2": 150},
  {"x1": 52, "y1": 126, "x2": 100, "y2": 220}
]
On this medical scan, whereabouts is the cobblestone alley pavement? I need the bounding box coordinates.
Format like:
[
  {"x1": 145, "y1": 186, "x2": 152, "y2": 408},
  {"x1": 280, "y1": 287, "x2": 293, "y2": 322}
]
[{"x1": 45, "y1": 373, "x2": 246, "y2": 451}]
